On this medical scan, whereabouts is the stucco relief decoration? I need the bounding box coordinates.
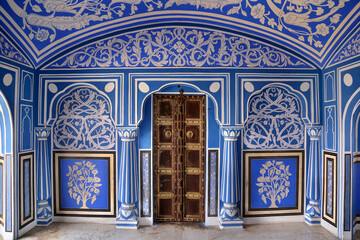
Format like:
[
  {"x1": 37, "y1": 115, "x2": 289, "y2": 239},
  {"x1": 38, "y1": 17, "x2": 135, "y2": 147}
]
[
  {"x1": 333, "y1": 32, "x2": 360, "y2": 63},
  {"x1": 244, "y1": 87, "x2": 305, "y2": 149},
  {"x1": 256, "y1": 160, "x2": 291, "y2": 208},
  {"x1": 51, "y1": 27, "x2": 306, "y2": 68},
  {"x1": 67, "y1": 161, "x2": 102, "y2": 209},
  {"x1": 53, "y1": 88, "x2": 116, "y2": 150},
  {"x1": 6, "y1": 0, "x2": 348, "y2": 50},
  {"x1": 0, "y1": 34, "x2": 30, "y2": 65}
]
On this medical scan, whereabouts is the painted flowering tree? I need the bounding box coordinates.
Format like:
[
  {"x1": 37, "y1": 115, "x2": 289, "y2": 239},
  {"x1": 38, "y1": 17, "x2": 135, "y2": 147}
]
[
  {"x1": 66, "y1": 161, "x2": 102, "y2": 209},
  {"x1": 256, "y1": 160, "x2": 291, "y2": 208}
]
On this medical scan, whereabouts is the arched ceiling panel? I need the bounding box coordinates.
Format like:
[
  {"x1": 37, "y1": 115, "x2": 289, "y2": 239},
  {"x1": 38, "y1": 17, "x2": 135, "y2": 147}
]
[
  {"x1": 0, "y1": 0, "x2": 359, "y2": 68},
  {"x1": 43, "y1": 26, "x2": 315, "y2": 69}
]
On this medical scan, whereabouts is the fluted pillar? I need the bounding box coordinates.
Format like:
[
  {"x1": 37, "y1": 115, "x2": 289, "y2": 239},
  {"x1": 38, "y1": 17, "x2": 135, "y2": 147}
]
[
  {"x1": 305, "y1": 126, "x2": 322, "y2": 225},
  {"x1": 219, "y1": 126, "x2": 243, "y2": 229},
  {"x1": 116, "y1": 127, "x2": 139, "y2": 229},
  {"x1": 35, "y1": 128, "x2": 52, "y2": 225}
]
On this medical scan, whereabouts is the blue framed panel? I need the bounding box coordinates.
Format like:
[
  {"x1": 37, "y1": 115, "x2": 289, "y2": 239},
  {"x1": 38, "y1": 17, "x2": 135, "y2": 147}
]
[
  {"x1": 322, "y1": 152, "x2": 337, "y2": 227},
  {"x1": 208, "y1": 150, "x2": 218, "y2": 217},
  {"x1": 140, "y1": 150, "x2": 151, "y2": 217},
  {"x1": 0, "y1": 157, "x2": 3, "y2": 226},
  {"x1": 19, "y1": 152, "x2": 34, "y2": 229},
  {"x1": 53, "y1": 151, "x2": 116, "y2": 217},
  {"x1": 243, "y1": 150, "x2": 304, "y2": 217}
]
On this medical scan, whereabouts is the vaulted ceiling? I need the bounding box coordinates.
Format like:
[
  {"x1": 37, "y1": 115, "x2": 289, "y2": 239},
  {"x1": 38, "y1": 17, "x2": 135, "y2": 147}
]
[{"x1": 0, "y1": 0, "x2": 359, "y2": 69}]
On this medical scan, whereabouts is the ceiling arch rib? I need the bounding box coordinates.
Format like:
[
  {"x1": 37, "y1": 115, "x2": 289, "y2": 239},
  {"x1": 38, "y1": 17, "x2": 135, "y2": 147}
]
[{"x1": 0, "y1": 0, "x2": 359, "y2": 68}]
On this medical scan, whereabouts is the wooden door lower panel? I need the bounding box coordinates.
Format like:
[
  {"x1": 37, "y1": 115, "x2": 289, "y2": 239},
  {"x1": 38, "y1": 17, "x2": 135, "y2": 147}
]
[{"x1": 153, "y1": 94, "x2": 205, "y2": 222}]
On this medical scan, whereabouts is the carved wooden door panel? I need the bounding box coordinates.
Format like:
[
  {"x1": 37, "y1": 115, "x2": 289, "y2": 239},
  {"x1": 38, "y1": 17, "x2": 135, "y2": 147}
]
[{"x1": 154, "y1": 94, "x2": 205, "y2": 222}]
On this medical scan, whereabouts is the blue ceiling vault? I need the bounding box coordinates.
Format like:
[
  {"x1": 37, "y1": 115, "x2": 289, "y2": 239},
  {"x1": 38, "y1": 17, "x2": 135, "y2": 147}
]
[{"x1": 0, "y1": 0, "x2": 359, "y2": 68}]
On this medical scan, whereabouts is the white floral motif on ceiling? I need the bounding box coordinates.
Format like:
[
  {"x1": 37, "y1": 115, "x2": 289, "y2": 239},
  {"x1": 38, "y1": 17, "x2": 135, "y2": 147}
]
[
  {"x1": 48, "y1": 27, "x2": 310, "y2": 68},
  {"x1": 244, "y1": 87, "x2": 305, "y2": 149},
  {"x1": 4, "y1": 0, "x2": 351, "y2": 50},
  {"x1": 0, "y1": 33, "x2": 30, "y2": 66},
  {"x1": 53, "y1": 88, "x2": 116, "y2": 150}
]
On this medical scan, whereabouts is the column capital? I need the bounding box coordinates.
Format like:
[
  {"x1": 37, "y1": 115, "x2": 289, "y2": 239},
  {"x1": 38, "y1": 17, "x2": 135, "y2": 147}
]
[
  {"x1": 306, "y1": 126, "x2": 322, "y2": 140},
  {"x1": 221, "y1": 126, "x2": 243, "y2": 141},
  {"x1": 35, "y1": 128, "x2": 51, "y2": 140},
  {"x1": 118, "y1": 127, "x2": 139, "y2": 141}
]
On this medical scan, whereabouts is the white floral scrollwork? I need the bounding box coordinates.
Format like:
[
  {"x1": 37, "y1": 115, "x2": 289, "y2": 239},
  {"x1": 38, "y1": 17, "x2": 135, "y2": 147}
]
[
  {"x1": 0, "y1": 34, "x2": 30, "y2": 66},
  {"x1": 50, "y1": 27, "x2": 307, "y2": 68},
  {"x1": 256, "y1": 160, "x2": 291, "y2": 208},
  {"x1": 53, "y1": 88, "x2": 116, "y2": 150},
  {"x1": 7, "y1": 0, "x2": 350, "y2": 51},
  {"x1": 244, "y1": 87, "x2": 305, "y2": 149},
  {"x1": 332, "y1": 32, "x2": 360, "y2": 64}
]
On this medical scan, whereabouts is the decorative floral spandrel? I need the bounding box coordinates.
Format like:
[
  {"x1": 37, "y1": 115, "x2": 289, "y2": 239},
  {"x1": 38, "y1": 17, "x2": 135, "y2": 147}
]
[
  {"x1": 6, "y1": 0, "x2": 351, "y2": 49},
  {"x1": 244, "y1": 87, "x2": 305, "y2": 149},
  {"x1": 256, "y1": 160, "x2": 291, "y2": 208},
  {"x1": 66, "y1": 161, "x2": 101, "y2": 209},
  {"x1": 53, "y1": 88, "x2": 116, "y2": 150}
]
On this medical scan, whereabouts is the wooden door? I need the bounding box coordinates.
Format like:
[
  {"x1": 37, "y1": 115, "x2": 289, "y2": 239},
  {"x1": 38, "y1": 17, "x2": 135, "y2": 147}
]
[{"x1": 154, "y1": 94, "x2": 205, "y2": 222}]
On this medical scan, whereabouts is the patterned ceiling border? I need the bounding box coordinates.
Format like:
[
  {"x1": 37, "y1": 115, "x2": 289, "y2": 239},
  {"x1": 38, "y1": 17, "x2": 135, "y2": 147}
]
[
  {"x1": 0, "y1": 0, "x2": 359, "y2": 67},
  {"x1": 43, "y1": 27, "x2": 314, "y2": 70},
  {"x1": 0, "y1": 32, "x2": 31, "y2": 67},
  {"x1": 326, "y1": 26, "x2": 360, "y2": 68}
]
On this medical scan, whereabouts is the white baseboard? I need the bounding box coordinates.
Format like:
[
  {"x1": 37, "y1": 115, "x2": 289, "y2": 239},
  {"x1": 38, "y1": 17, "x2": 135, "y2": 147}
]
[
  {"x1": 53, "y1": 216, "x2": 115, "y2": 224},
  {"x1": 243, "y1": 215, "x2": 304, "y2": 225}
]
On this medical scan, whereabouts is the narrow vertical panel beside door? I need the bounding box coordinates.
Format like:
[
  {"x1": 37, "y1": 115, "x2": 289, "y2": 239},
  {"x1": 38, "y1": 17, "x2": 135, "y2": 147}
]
[{"x1": 140, "y1": 151, "x2": 151, "y2": 217}]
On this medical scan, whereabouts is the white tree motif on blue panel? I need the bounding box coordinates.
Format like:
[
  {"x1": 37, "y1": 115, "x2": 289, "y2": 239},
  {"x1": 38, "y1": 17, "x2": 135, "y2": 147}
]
[
  {"x1": 244, "y1": 87, "x2": 304, "y2": 149},
  {"x1": 53, "y1": 88, "x2": 115, "y2": 150}
]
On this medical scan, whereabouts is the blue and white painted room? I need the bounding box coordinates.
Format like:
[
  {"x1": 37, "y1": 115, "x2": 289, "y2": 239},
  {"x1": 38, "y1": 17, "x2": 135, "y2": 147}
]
[{"x1": 0, "y1": 0, "x2": 359, "y2": 239}]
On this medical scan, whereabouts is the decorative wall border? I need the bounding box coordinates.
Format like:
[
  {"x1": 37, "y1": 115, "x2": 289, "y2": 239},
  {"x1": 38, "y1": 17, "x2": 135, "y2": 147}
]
[
  {"x1": 207, "y1": 149, "x2": 218, "y2": 217},
  {"x1": 20, "y1": 104, "x2": 33, "y2": 152},
  {"x1": 324, "y1": 106, "x2": 336, "y2": 151},
  {"x1": 140, "y1": 150, "x2": 151, "y2": 217},
  {"x1": 322, "y1": 152, "x2": 337, "y2": 227},
  {"x1": 19, "y1": 152, "x2": 34, "y2": 229},
  {"x1": 243, "y1": 150, "x2": 304, "y2": 217},
  {"x1": 20, "y1": 70, "x2": 34, "y2": 102},
  {"x1": 53, "y1": 151, "x2": 116, "y2": 217},
  {"x1": 0, "y1": 156, "x2": 3, "y2": 226},
  {"x1": 324, "y1": 71, "x2": 336, "y2": 102}
]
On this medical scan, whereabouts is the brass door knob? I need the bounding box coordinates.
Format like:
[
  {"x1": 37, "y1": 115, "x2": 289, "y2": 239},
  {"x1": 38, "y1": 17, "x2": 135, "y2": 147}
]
[
  {"x1": 186, "y1": 131, "x2": 194, "y2": 139},
  {"x1": 165, "y1": 130, "x2": 172, "y2": 139}
]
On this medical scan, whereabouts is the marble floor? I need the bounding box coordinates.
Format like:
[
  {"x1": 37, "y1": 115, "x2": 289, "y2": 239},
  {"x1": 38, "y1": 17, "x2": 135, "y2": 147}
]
[{"x1": 19, "y1": 222, "x2": 338, "y2": 240}]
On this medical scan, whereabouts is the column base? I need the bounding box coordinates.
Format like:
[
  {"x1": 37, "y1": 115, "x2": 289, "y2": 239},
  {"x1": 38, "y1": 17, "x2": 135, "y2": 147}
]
[
  {"x1": 116, "y1": 203, "x2": 139, "y2": 229},
  {"x1": 305, "y1": 201, "x2": 321, "y2": 225},
  {"x1": 37, "y1": 217, "x2": 53, "y2": 226},
  {"x1": 37, "y1": 200, "x2": 53, "y2": 225},
  {"x1": 219, "y1": 203, "x2": 243, "y2": 229}
]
